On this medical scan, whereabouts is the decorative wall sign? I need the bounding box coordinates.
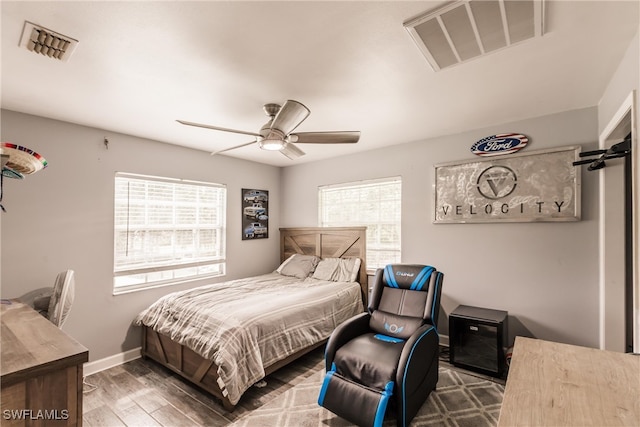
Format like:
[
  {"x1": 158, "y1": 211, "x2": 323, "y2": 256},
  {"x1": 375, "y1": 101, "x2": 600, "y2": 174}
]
[
  {"x1": 434, "y1": 146, "x2": 580, "y2": 223},
  {"x1": 471, "y1": 133, "x2": 529, "y2": 156},
  {"x1": 242, "y1": 188, "x2": 269, "y2": 240}
]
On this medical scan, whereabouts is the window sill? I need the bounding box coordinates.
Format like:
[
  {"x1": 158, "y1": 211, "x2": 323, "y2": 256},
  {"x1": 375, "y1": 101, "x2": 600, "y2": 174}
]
[{"x1": 113, "y1": 273, "x2": 224, "y2": 295}]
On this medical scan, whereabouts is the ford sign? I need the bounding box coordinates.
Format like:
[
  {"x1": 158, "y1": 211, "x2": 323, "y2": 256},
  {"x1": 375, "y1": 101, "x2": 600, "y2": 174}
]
[{"x1": 471, "y1": 133, "x2": 528, "y2": 157}]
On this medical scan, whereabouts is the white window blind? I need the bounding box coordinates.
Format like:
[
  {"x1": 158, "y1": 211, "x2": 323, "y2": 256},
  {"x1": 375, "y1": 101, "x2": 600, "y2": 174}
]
[
  {"x1": 319, "y1": 177, "x2": 401, "y2": 270},
  {"x1": 113, "y1": 173, "x2": 226, "y2": 293}
]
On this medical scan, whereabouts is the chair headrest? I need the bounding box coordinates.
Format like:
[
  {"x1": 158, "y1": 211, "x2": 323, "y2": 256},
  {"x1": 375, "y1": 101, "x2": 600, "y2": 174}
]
[{"x1": 382, "y1": 264, "x2": 435, "y2": 291}]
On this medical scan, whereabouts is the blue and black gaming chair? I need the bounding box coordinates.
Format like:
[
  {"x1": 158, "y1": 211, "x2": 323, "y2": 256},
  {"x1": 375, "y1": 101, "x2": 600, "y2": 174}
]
[{"x1": 318, "y1": 264, "x2": 444, "y2": 427}]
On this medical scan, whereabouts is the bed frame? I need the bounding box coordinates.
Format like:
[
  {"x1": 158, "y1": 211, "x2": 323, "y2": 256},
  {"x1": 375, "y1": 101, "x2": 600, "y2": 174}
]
[{"x1": 141, "y1": 226, "x2": 367, "y2": 410}]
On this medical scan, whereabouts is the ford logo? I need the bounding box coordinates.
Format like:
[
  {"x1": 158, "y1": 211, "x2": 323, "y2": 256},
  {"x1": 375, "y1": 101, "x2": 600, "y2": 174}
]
[{"x1": 471, "y1": 133, "x2": 528, "y2": 157}]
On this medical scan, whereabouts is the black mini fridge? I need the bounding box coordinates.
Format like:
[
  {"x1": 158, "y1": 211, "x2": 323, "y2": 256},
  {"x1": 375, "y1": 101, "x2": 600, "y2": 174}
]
[{"x1": 449, "y1": 305, "x2": 508, "y2": 378}]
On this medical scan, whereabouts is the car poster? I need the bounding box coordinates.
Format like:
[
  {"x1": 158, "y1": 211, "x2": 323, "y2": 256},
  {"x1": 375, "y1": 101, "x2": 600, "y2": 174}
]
[{"x1": 242, "y1": 188, "x2": 269, "y2": 240}]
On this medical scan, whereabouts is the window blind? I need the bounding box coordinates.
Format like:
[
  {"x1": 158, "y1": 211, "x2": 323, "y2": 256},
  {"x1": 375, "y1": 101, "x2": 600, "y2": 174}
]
[
  {"x1": 113, "y1": 173, "x2": 226, "y2": 293},
  {"x1": 319, "y1": 177, "x2": 401, "y2": 270}
]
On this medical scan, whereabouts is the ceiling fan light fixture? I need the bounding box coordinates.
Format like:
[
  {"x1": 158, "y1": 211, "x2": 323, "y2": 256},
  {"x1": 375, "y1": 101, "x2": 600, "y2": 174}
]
[
  {"x1": 259, "y1": 138, "x2": 285, "y2": 151},
  {"x1": 177, "y1": 100, "x2": 359, "y2": 160}
]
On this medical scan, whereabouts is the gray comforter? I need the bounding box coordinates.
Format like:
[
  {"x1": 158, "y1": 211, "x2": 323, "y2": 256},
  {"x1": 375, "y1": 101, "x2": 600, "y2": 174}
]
[{"x1": 134, "y1": 272, "x2": 363, "y2": 405}]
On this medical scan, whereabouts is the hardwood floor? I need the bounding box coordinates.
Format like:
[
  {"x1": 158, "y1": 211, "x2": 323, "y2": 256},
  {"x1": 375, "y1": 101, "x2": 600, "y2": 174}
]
[
  {"x1": 82, "y1": 347, "x2": 325, "y2": 427},
  {"x1": 83, "y1": 345, "x2": 503, "y2": 426}
]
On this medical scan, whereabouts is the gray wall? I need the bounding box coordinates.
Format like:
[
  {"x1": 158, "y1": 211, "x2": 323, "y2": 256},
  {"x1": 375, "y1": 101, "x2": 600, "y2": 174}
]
[
  {"x1": 598, "y1": 32, "x2": 639, "y2": 134},
  {"x1": 0, "y1": 110, "x2": 282, "y2": 361},
  {"x1": 281, "y1": 107, "x2": 601, "y2": 348}
]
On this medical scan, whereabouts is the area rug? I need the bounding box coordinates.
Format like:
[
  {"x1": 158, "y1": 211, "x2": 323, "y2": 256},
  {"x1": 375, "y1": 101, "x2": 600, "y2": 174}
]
[{"x1": 229, "y1": 366, "x2": 504, "y2": 427}]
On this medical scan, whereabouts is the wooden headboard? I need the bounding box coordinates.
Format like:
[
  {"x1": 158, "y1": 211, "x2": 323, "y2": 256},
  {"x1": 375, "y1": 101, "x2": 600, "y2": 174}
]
[{"x1": 280, "y1": 227, "x2": 368, "y2": 303}]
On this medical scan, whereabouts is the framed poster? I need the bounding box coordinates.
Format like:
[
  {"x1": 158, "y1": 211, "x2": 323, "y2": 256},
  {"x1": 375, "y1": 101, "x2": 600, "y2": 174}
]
[
  {"x1": 433, "y1": 146, "x2": 581, "y2": 223},
  {"x1": 242, "y1": 188, "x2": 269, "y2": 239}
]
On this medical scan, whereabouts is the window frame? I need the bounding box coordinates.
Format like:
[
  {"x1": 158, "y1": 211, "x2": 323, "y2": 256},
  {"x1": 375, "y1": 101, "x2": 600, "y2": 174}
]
[
  {"x1": 318, "y1": 176, "x2": 402, "y2": 272},
  {"x1": 113, "y1": 172, "x2": 227, "y2": 294}
]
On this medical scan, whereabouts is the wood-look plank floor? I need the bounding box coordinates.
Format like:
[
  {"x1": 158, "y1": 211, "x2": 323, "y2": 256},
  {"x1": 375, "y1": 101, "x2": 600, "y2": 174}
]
[{"x1": 82, "y1": 347, "x2": 325, "y2": 427}]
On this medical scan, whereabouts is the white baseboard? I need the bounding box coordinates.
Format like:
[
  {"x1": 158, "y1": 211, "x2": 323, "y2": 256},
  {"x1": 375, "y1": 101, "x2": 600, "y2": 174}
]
[
  {"x1": 440, "y1": 334, "x2": 450, "y2": 347},
  {"x1": 83, "y1": 347, "x2": 141, "y2": 376}
]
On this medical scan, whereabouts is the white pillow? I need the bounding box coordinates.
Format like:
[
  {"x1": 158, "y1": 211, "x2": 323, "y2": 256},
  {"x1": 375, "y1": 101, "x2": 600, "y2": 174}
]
[
  {"x1": 276, "y1": 254, "x2": 320, "y2": 279},
  {"x1": 336, "y1": 257, "x2": 361, "y2": 282},
  {"x1": 312, "y1": 257, "x2": 361, "y2": 282},
  {"x1": 312, "y1": 258, "x2": 341, "y2": 280}
]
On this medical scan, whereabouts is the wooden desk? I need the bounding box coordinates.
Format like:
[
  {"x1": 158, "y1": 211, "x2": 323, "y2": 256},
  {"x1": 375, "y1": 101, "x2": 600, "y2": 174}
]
[
  {"x1": 498, "y1": 336, "x2": 640, "y2": 427},
  {"x1": 1, "y1": 300, "x2": 88, "y2": 426}
]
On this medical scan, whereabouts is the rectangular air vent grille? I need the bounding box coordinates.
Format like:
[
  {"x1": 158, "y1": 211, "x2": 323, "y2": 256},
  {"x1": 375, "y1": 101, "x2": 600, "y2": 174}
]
[
  {"x1": 404, "y1": 0, "x2": 544, "y2": 71},
  {"x1": 19, "y1": 21, "x2": 78, "y2": 62}
]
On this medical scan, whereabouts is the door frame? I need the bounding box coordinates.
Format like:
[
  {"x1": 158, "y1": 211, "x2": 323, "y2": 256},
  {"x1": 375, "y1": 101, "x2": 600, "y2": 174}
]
[{"x1": 598, "y1": 90, "x2": 637, "y2": 353}]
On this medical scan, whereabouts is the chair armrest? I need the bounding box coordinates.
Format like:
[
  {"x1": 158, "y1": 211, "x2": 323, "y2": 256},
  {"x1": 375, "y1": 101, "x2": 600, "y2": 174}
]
[
  {"x1": 324, "y1": 312, "x2": 371, "y2": 371},
  {"x1": 396, "y1": 325, "x2": 439, "y2": 392}
]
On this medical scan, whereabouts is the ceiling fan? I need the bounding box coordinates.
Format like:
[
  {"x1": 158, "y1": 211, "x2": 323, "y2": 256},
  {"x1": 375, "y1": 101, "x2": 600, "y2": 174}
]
[{"x1": 177, "y1": 100, "x2": 360, "y2": 159}]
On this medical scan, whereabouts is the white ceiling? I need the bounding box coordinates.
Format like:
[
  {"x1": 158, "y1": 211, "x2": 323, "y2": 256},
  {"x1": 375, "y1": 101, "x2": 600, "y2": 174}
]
[{"x1": 1, "y1": 1, "x2": 638, "y2": 167}]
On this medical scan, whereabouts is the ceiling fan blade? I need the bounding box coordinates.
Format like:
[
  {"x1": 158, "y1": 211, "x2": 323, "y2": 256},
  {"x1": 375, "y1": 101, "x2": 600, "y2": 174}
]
[
  {"x1": 177, "y1": 120, "x2": 262, "y2": 138},
  {"x1": 280, "y1": 142, "x2": 305, "y2": 159},
  {"x1": 289, "y1": 131, "x2": 360, "y2": 144},
  {"x1": 271, "y1": 100, "x2": 310, "y2": 135},
  {"x1": 211, "y1": 140, "x2": 257, "y2": 156}
]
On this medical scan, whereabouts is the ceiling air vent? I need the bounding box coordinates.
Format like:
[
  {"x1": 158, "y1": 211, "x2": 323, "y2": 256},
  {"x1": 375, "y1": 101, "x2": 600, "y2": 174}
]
[
  {"x1": 404, "y1": 0, "x2": 544, "y2": 71},
  {"x1": 19, "y1": 21, "x2": 78, "y2": 62}
]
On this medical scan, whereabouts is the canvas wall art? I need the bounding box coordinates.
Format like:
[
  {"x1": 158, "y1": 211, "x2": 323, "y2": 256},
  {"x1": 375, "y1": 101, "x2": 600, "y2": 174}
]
[{"x1": 434, "y1": 146, "x2": 580, "y2": 223}]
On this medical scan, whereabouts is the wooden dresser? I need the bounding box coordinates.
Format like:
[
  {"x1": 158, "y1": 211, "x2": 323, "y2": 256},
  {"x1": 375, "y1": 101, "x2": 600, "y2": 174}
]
[
  {"x1": 498, "y1": 336, "x2": 640, "y2": 426},
  {"x1": 1, "y1": 300, "x2": 88, "y2": 426}
]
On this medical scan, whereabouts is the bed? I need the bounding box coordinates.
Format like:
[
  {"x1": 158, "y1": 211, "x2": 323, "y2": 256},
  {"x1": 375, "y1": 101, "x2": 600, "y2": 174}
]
[{"x1": 135, "y1": 226, "x2": 367, "y2": 410}]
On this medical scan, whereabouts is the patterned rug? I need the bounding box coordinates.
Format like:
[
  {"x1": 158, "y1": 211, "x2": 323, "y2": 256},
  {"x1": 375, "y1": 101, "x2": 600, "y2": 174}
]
[{"x1": 230, "y1": 366, "x2": 504, "y2": 427}]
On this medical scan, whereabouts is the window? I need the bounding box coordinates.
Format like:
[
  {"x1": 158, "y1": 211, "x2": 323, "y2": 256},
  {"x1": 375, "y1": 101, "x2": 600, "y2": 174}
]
[
  {"x1": 319, "y1": 177, "x2": 401, "y2": 270},
  {"x1": 113, "y1": 173, "x2": 226, "y2": 293}
]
